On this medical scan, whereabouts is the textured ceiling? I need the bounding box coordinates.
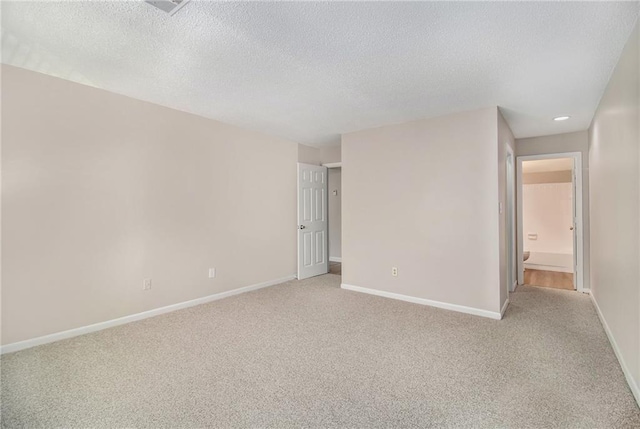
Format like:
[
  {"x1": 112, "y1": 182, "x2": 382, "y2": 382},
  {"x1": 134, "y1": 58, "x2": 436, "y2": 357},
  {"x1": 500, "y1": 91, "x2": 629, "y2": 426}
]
[
  {"x1": 523, "y1": 158, "x2": 573, "y2": 174},
  {"x1": 2, "y1": 1, "x2": 639, "y2": 147}
]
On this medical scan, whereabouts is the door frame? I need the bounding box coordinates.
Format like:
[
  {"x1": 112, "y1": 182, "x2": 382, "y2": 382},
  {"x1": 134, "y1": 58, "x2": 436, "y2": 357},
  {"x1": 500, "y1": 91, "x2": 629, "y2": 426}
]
[
  {"x1": 506, "y1": 145, "x2": 517, "y2": 293},
  {"x1": 516, "y1": 152, "x2": 584, "y2": 292},
  {"x1": 323, "y1": 162, "x2": 342, "y2": 265}
]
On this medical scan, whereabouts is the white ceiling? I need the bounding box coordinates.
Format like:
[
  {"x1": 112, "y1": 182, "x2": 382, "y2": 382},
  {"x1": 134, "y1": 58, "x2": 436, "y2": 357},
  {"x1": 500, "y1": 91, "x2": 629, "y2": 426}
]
[
  {"x1": 523, "y1": 158, "x2": 573, "y2": 174},
  {"x1": 2, "y1": 1, "x2": 639, "y2": 147}
]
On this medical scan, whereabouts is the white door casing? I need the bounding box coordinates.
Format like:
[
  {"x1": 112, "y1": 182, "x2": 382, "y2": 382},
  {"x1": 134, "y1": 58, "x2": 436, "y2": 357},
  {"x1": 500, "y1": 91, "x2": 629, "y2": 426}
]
[
  {"x1": 572, "y1": 161, "x2": 578, "y2": 289},
  {"x1": 297, "y1": 163, "x2": 328, "y2": 280},
  {"x1": 516, "y1": 152, "x2": 584, "y2": 292},
  {"x1": 506, "y1": 146, "x2": 517, "y2": 292}
]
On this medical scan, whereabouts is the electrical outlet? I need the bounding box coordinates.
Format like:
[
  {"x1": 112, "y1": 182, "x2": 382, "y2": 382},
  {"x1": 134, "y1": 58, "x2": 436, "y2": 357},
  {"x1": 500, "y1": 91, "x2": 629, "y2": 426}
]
[
  {"x1": 143, "y1": 278, "x2": 152, "y2": 290},
  {"x1": 391, "y1": 267, "x2": 398, "y2": 277},
  {"x1": 208, "y1": 268, "x2": 216, "y2": 279}
]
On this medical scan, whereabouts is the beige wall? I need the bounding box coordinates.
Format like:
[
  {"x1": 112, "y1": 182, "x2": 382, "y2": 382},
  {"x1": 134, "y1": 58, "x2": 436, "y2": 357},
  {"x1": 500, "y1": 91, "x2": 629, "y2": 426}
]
[
  {"x1": 523, "y1": 170, "x2": 572, "y2": 184},
  {"x1": 517, "y1": 130, "x2": 589, "y2": 156},
  {"x1": 588, "y1": 22, "x2": 640, "y2": 400},
  {"x1": 342, "y1": 107, "x2": 502, "y2": 314},
  {"x1": 297, "y1": 143, "x2": 321, "y2": 165},
  {"x1": 523, "y1": 182, "x2": 574, "y2": 255},
  {"x1": 498, "y1": 110, "x2": 516, "y2": 309},
  {"x1": 298, "y1": 144, "x2": 341, "y2": 166},
  {"x1": 516, "y1": 131, "x2": 590, "y2": 290},
  {"x1": 328, "y1": 168, "x2": 341, "y2": 259},
  {"x1": 1, "y1": 65, "x2": 298, "y2": 345},
  {"x1": 320, "y1": 145, "x2": 341, "y2": 164}
]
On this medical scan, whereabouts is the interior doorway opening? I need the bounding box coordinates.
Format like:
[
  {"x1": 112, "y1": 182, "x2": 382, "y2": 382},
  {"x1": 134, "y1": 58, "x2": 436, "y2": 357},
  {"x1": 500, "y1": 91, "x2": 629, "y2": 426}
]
[
  {"x1": 516, "y1": 153, "x2": 584, "y2": 292},
  {"x1": 296, "y1": 162, "x2": 342, "y2": 280},
  {"x1": 327, "y1": 165, "x2": 342, "y2": 276}
]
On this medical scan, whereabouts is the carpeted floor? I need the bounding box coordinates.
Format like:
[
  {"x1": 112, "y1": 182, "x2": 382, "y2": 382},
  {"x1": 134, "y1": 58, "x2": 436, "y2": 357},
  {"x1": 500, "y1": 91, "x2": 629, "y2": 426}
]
[{"x1": 2, "y1": 274, "x2": 639, "y2": 428}]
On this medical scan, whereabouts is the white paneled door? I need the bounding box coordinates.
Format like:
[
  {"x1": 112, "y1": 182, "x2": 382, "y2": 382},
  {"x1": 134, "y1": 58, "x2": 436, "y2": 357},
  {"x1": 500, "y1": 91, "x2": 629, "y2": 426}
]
[{"x1": 297, "y1": 163, "x2": 328, "y2": 280}]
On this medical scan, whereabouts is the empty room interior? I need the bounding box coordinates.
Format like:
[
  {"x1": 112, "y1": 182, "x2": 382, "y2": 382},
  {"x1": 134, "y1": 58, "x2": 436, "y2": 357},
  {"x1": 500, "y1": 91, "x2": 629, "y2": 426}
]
[{"x1": 1, "y1": 1, "x2": 640, "y2": 427}]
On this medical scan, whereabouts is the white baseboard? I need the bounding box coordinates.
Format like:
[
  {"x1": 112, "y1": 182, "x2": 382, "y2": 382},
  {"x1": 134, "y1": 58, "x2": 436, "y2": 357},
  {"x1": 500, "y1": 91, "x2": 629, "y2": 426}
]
[
  {"x1": 524, "y1": 264, "x2": 573, "y2": 273},
  {"x1": 590, "y1": 293, "x2": 640, "y2": 406},
  {"x1": 340, "y1": 283, "x2": 502, "y2": 320},
  {"x1": 524, "y1": 252, "x2": 573, "y2": 273},
  {"x1": 1, "y1": 274, "x2": 296, "y2": 355},
  {"x1": 500, "y1": 298, "x2": 510, "y2": 319},
  {"x1": 329, "y1": 257, "x2": 342, "y2": 263}
]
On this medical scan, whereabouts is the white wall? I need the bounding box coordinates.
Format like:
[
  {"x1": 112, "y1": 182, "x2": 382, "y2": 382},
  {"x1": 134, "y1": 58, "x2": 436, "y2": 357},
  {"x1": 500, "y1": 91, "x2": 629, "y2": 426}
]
[
  {"x1": 342, "y1": 107, "x2": 503, "y2": 315},
  {"x1": 1, "y1": 65, "x2": 298, "y2": 345},
  {"x1": 516, "y1": 131, "x2": 590, "y2": 289},
  {"x1": 328, "y1": 168, "x2": 342, "y2": 260},
  {"x1": 588, "y1": 22, "x2": 640, "y2": 403}
]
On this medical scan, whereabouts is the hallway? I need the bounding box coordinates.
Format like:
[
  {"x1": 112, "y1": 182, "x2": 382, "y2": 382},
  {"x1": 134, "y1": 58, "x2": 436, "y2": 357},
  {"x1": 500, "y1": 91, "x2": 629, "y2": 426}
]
[{"x1": 524, "y1": 269, "x2": 574, "y2": 290}]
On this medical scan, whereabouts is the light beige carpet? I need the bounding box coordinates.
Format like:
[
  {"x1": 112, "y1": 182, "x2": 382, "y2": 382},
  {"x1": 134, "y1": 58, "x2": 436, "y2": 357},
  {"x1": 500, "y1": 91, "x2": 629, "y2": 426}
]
[{"x1": 2, "y1": 275, "x2": 639, "y2": 428}]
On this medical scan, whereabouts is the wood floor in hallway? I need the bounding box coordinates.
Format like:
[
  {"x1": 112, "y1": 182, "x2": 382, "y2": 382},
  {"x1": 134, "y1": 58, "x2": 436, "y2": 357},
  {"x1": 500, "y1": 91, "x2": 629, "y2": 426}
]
[
  {"x1": 329, "y1": 261, "x2": 341, "y2": 275},
  {"x1": 524, "y1": 269, "x2": 574, "y2": 290}
]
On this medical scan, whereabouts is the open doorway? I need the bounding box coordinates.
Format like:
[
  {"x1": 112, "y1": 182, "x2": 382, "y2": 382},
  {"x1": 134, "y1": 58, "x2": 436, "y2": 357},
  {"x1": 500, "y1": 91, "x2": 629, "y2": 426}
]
[
  {"x1": 516, "y1": 153, "x2": 584, "y2": 292},
  {"x1": 327, "y1": 165, "x2": 342, "y2": 276},
  {"x1": 296, "y1": 161, "x2": 341, "y2": 280}
]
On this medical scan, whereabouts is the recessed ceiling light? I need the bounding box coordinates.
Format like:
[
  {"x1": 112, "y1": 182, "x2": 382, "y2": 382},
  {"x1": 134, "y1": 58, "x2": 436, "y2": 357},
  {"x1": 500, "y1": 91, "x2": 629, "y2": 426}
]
[{"x1": 554, "y1": 116, "x2": 570, "y2": 121}]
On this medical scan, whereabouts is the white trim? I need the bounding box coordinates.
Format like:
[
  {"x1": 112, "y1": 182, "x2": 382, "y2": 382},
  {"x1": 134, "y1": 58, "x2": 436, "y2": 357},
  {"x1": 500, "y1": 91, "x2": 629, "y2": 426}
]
[
  {"x1": 167, "y1": 0, "x2": 190, "y2": 16},
  {"x1": 500, "y1": 298, "x2": 510, "y2": 319},
  {"x1": 329, "y1": 256, "x2": 342, "y2": 263},
  {"x1": 1, "y1": 275, "x2": 296, "y2": 355},
  {"x1": 506, "y1": 144, "x2": 517, "y2": 293},
  {"x1": 516, "y1": 152, "x2": 584, "y2": 292},
  {"x1": 524, "y1": 264, "x2": 573, "y2": 273},
  {"x1": 523, "y1": 251, "x2": 573, "y2": 273},
  {"x1": 340, "y1": 283, "x2": 502, "y2": 320},
  {"x1": 590, "y1": 293, "x2": 640, "y2": 406},
  {"x1": 322, "y1": 162, "x2": 342, "y2": 168}
]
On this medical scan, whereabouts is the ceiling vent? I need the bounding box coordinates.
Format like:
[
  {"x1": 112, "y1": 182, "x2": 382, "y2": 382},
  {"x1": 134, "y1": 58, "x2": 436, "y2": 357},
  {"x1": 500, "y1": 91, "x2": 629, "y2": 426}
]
[{"x1": 145, "y1": 0, "x2": 190, "y2": 16}]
